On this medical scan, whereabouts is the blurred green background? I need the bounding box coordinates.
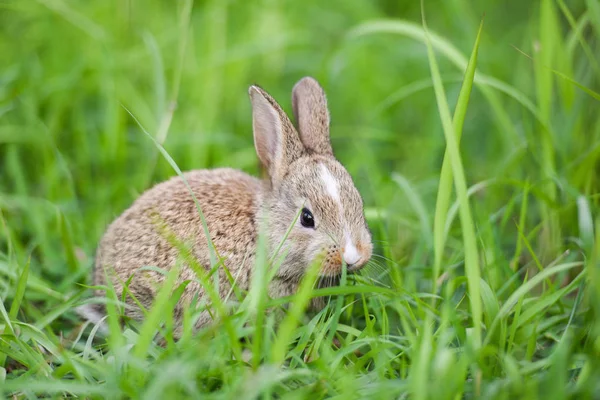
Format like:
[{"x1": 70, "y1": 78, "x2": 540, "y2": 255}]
[
  {"x1": 1, "y1": 0, "x2": 600, "y2": 397},
  {"x1": 4, "y1": 0, "x2": 588, "y2": 268}
]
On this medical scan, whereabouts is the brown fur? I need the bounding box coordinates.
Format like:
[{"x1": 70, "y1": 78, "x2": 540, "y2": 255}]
[{"x1": 85, "y1": 77, "x2": 373, "y2": 336}]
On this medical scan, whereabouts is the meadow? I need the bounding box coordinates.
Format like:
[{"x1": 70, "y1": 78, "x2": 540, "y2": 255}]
[{"x1": 1, "y1": 0, "x2": 600, "y2": 398}]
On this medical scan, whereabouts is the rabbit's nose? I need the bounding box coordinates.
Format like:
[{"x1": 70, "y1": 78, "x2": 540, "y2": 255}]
[{"x1": 343, "y1": 243, "x2": 361, "y2": 266}]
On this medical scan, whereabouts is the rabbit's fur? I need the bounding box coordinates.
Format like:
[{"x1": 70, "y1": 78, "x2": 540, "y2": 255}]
[{"x1": 82, "y1": 77, "x2": 372, "y2": 335}]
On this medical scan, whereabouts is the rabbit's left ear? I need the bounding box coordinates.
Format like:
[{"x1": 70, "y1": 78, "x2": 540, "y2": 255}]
[
  {"x1": 249, "y1": 85, "x2": 305, "y2": 183},
  {"x1": 292, "y1": 77, "x2": 333, "y2": 156}
]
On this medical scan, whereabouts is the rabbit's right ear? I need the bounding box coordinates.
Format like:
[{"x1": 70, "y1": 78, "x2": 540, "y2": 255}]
[
  {"x1": 291, "y1": 77, "x2": 333, "y2": 156},
  {"x1": 249, "y1": 85, "x2": 305, "y2": 183}
]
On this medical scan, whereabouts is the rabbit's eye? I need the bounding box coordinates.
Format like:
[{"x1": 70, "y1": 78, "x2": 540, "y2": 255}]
[{"x1": 300, "y1": 208, "x2": 315, "y2": 228}]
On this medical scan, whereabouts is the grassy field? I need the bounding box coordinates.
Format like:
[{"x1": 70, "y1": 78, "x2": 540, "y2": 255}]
[{"x1": 1, "y1": 0, "x2": 600, "y2": 398}]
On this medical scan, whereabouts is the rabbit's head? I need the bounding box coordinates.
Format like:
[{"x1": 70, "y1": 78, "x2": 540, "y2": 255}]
[{"x1": 249, "y1": 77, "x2": 372, "y2": 282}]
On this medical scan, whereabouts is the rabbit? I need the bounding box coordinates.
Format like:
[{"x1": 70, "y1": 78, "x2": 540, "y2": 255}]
[{"x1": 79, "y1": 77, "x2": 373, "y2": 337}]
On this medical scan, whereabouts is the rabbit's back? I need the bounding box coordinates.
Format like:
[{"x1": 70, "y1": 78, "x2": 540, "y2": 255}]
[{"x1": 93, "y1": 168, "x2": 263, "y2": 323}]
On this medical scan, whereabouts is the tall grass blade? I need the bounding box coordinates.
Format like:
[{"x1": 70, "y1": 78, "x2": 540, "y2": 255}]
[
  {"x1": 421, "y1": 2, "x2": 482, "y2": 348},
  {"x1": 536, "y1": 0, "x2": 560, "y2": 257},
  {"x1": 432, "y1": 19, "x2": 483, "y2": 293}
]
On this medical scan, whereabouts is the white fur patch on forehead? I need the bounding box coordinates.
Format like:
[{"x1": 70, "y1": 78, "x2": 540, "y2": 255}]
[{"x1": 319, "y1": 163, "x2": 340, "y2": 204}]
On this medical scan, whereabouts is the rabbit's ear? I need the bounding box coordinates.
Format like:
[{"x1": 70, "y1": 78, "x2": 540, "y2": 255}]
[
  {"x1": 291, "y1": 77, "x2": 333, "y2": 156},
  {"x1": 249, "y1": 85, "x2": 305, "y2": 182}
]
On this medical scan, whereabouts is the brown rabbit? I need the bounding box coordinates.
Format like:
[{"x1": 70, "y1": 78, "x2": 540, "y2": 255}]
[{"x1": 80, "y1": 77, "x2": 373, "y2": 336}]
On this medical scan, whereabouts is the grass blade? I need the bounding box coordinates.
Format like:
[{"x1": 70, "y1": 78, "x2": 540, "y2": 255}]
[
  {"x1": 392, "y1": 173, "x2": 432, "y2": 247},
  {"x1": 58, "y1": 211, "x2": 78, "y2": 273},
  {"x1": 421, "y1": 2, "x2": 483, "y2": 348},
  {"x1": 484, "y1": 261, "x2": 583, "y2": 346},
  {"x1": 585, "y1": 0, "x2": 600, "y2": 38},
  {"x1": 432, "y1": 19, "x2": 483, "y2": 294},
  {"x1": 347, "y1": 19, "x2": 519, "y2": 145},
  {"x1": 0, "y1": 257, "x2": 29, "y2": 367},
  {"x1": 270, "y1": 256, "x2": 322, "y2": 365},
  {"x1": 511, "y1": 45, "x2": 600, "y2": 101},
  {"x1": 132, "y1": 263, "x2": 180, "y2": 359},
  {"x1": 8, "y1": 257, "x2": 30, "y2": 321},
  {"x1": 122, "y1": 106, "x2": 217, "y2": 267}
]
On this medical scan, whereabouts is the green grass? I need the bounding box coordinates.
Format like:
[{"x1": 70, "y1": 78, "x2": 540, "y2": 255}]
[{"x1": 1, "y1": 0, "x2": 600, "y2": 398}]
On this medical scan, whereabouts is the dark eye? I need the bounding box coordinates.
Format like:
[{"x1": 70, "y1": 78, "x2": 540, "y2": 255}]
[{"x1": 300, "y1": 208, "x2": 315, "y2": 228}]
